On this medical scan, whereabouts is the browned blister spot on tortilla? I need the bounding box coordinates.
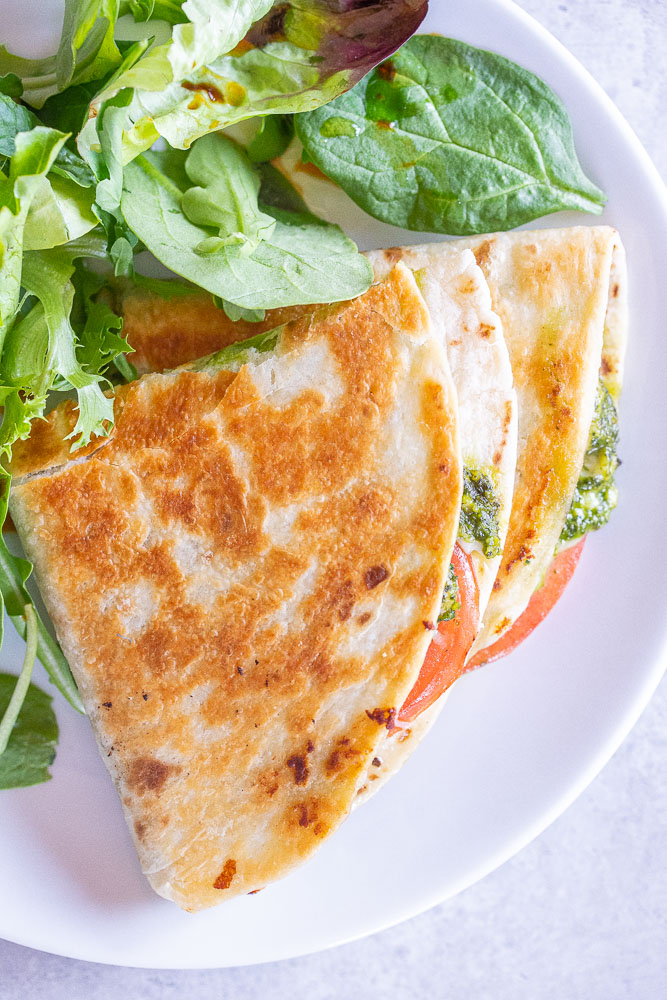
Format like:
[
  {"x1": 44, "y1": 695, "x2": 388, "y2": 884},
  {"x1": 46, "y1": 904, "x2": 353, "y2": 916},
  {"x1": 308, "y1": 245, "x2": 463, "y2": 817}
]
[
  {"x1": 8, "y1": 265, "x2": 461, "y2": 910},
  {"x1": 286, "y1": 755, "x2": 309, "y2": 785},
  {"x1": 381, "y1": 247, "x2": 404, "y2": 269},
  {"x1": 364, "y1": 565, "x2": 389, "y2": 589},
  {"x1": 365, "y1": 707, "x2": 398, "y2": 731},
  {"x1": 128, "y1": 757, "x2": 178, "y2": 795},
  {"x1": 213, "y1": 860, "x2": 237, "y2": 890}
]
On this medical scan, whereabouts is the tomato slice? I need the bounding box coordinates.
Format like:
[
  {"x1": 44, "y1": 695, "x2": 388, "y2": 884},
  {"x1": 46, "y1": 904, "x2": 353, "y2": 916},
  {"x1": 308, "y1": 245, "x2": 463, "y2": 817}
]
[
  {"x1": 398, "y1": 544, "x2": 479, "y2": 723},
  {"x1": 466, "y1": 536, "x2": 585, "y2": 670}
]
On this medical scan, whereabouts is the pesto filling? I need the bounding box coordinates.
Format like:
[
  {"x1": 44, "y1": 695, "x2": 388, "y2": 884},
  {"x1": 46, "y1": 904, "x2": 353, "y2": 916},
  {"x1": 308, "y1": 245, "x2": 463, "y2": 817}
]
[
  {"x1": 438, "y1": 561, "x2": 460, "y2": 623},
  {"x1": 458, "y1": 465, "x2": 502, "y2": 558},
  {"x1": 560, "y1": 379, "x2": 619, "y2": 543}
]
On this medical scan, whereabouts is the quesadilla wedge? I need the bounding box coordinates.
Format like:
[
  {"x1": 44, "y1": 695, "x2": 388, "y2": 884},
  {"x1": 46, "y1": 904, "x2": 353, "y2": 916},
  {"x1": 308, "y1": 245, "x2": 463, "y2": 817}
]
[
  {"x1": 8, "y1": 264, "x2": 462, "y2": 910},
  {"x1": 363, "y1": 228, "x2": 626, "y2": 666},
  {"x1": 459, "y1": 226, "x2": 627, "y2": 660},
  {"x1": 106, "y1": 248, "x2": 519, "y2": 797}
]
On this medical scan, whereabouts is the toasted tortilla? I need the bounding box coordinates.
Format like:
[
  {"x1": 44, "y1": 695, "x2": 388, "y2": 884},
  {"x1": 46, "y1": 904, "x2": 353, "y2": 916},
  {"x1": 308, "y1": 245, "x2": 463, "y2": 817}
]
[
  {"x1": 9, "y1": 264, "x2": 462, "y2": 910},
  {"x1": 366, "y1": 245, "x2": 517, "y2": 618},
  {"x1": 458, "y1": 226, "x2": 628, "y2": 652},
  {"x1": 114, "y1": 281, "x2": 302, "y2": 375}
]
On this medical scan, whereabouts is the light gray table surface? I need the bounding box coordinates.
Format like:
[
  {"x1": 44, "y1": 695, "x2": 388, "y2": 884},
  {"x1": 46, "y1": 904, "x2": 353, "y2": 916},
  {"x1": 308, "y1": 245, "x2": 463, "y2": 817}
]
[{"x1": 1, "y1": 1, "x2": 665, "y2": 997}]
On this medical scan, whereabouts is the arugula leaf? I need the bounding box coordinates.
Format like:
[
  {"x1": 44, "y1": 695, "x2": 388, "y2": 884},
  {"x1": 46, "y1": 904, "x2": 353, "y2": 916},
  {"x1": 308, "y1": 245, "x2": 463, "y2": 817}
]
[
  {"x1": 120, "y1": 145, "x2": 372, "y2": 309},
  {"x1": 181, "y1": 134, "x2": 276, "y2": 254},
  {"x1": 296, "y1": 35, "x2": 606, "y2": 235},
  {"x1": 0, "y1": 671, "x2": 59, "y2": 789}
]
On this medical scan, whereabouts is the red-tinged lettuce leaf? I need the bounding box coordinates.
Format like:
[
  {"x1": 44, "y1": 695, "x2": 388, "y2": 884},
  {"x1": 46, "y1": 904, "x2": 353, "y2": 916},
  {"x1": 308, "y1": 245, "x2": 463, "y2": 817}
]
[
  {"x1": 247, "y1": 1, "x2": 430, "y2": 90},
  {"x1": 80, "y1": 0, "x2": 429, "y2": 163}
]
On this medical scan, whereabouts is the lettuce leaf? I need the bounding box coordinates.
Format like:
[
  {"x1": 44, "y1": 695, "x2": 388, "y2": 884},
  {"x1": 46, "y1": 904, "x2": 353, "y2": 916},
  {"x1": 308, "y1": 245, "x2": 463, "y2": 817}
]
[
  {"x1": 0, "y1": 127, "x2": 68, "y2": 350},
  {"x1": 0, "y1": 0, "x2": 124, "y2": 109}
]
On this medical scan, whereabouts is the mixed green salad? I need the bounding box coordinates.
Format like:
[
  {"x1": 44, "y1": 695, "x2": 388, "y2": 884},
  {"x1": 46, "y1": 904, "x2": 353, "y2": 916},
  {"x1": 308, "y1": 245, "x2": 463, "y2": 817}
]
[{"x1": 0, "y1": 0, "x2": 604, "y2": 789}]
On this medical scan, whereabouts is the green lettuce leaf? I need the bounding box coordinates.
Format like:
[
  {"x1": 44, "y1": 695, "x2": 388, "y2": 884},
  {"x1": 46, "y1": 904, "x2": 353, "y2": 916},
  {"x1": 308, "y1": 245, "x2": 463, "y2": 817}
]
[
  {"x1": 0, "y1": 127, "x2": 68, "y2": 350},
  {"x1": 120, "y1": 141, "x2": 372, "y2": 309},
  {"x1": 0, "y1": 0, "x2": 124, "y2": 109},
  {"x1": 0, "y1": 671, "x2": 59, "y2": 789},
  {"x1": 20, "y1": 248, "x2": 115, "y2": 445}
]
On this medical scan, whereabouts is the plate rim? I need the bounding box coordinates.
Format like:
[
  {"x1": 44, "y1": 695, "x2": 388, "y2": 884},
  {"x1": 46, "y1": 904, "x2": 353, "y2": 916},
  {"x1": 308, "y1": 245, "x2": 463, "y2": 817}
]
[{"x1": 1, "y1": 0, "x2": 667, "y2": 969}]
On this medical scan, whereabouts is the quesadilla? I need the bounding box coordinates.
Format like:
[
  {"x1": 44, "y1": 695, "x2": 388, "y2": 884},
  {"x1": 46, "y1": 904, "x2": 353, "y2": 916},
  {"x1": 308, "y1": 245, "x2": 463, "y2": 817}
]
[
  {"x1": 108, "y1": 248, "x2": 520, "y2": 797},
  {"x1": 8, "y1": 264, "x2": 462, "y2": 910},
  {"x1": 461, "y1": 226, "x2": 627, "y2": 661},
  {"x1": 360, "y1": 228, "x2": 626, "y2": 666}
]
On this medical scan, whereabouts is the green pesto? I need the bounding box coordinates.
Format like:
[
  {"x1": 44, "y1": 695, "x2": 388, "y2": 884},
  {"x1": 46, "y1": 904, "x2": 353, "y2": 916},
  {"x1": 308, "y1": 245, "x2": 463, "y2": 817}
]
[
  {"x1": 458, "y1": 465, "x2": 502, "y2": 558},
  {"x1": 188, "y1": 325, "x2": 283, "y2": 374},
  {"x1": 438, "y1": 562, "x2": 460, "y2": 623},
  {"x1": 560, "y1": 379, "x2": 619, "y2": 542}
]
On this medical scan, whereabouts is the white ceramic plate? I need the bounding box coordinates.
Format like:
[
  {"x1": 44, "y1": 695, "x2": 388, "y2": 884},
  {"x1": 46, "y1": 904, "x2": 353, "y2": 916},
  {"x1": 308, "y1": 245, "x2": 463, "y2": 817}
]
[{"x1": 1, "y1": 0, "x2": 666, "y2": 970}]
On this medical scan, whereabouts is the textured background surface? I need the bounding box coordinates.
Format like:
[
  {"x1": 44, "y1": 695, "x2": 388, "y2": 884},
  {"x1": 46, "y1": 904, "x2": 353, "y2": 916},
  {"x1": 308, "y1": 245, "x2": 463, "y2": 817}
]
[{"x1": 1, "y1": 1, "x2": 665, "y2": 996}]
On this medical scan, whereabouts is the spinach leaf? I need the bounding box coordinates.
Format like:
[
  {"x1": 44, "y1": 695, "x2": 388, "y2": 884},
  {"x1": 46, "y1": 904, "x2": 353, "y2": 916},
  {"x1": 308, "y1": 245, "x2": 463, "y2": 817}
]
[
  {"x1": 120, "y1": 146, "x2": 372, "y2": 309},
  {"x1": 296, "y1": 35, "x2": 606, "y2": 235},
  {"x1": 0, "y1": 74, "x2": 22, "y2": 99},
  {"x1": 0, "y1": 671, "x2": 59, "y2": 789},
  {"x1": 0, "y1": 93, "x2": 34, "y2": 158}
]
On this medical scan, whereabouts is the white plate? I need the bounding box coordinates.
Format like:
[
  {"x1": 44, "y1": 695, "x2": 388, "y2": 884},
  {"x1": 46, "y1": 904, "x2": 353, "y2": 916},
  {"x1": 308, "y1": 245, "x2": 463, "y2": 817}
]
[{"x1": 1, "y1": 0, "x2": 666, "y2": 970}]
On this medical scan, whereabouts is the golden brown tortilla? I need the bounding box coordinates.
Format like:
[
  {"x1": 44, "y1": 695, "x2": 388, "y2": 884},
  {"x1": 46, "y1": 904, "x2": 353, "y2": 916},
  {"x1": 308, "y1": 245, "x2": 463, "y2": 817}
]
[{"x1": 9, "y1": 265, "x2": 462, "y2": 910}]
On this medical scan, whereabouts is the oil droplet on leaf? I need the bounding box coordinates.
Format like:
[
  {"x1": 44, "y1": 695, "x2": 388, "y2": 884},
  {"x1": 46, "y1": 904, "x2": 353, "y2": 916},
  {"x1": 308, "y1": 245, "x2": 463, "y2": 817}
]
[{"x1": 319, "y1": 117, "x2": 360, "y2": 139}]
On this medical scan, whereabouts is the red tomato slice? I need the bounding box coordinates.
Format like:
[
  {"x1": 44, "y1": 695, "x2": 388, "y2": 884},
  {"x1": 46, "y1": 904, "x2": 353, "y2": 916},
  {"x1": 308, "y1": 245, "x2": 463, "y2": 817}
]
[
  {"x1": 398, "y1": 544, "x2": 479, "y2": 723},
  {"x1": 466, "y1": 536, "x2": 585, "y2": 670}
]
